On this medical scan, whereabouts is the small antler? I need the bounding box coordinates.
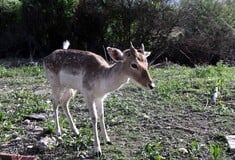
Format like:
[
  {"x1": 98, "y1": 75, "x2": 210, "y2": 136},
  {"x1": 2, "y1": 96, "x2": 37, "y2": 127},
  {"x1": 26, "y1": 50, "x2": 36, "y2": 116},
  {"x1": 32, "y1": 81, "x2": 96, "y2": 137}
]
[{"x1": 130, "y1": 42, "x2": 135, "y2": 49}]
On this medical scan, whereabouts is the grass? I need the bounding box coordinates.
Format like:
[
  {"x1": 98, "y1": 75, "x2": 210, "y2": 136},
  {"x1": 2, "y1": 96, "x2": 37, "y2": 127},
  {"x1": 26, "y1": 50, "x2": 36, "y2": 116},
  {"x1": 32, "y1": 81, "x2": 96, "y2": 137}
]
[{"x1": 0, "y1": 63, "x2": 235, "y2": 159}]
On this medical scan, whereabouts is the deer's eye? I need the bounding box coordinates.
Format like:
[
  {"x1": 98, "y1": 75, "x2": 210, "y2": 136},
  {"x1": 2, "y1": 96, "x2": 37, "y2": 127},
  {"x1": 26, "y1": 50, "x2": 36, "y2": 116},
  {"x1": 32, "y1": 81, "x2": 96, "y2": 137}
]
[
  {"x1": 127, "y1": 52, "x2": 131, "y2": 57},
  {"x1": 131, "y1": 63, "x2": 138, "y2": 70},
  {"x1": 137, "y1": 57, "x2": 142, "y2": 62}
]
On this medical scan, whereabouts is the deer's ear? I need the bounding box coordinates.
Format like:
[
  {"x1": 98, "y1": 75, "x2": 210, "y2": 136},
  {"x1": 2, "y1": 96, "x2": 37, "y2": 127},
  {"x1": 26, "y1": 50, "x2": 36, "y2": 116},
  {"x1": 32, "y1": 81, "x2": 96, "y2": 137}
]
[
  {"x1": 107, "y1": 47, "x2": 124, "y2": 62},
  {"x1": 144, "y1": 51, "x2": 151, "y2": 58}
]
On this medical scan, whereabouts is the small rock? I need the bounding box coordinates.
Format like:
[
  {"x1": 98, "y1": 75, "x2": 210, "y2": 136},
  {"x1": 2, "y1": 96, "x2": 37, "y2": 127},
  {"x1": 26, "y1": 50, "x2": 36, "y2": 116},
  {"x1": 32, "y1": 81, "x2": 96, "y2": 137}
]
[
  {"x1": 143, "y1": 113, "x2": 150, "y2": 119},
  {"x1": 34, "y1": 89, "x2": 50, "y2": 95},
  {"x1": 27, "y1": 61, "x2": 38, "y2": 66},
  {"x1": 179, "y1": 139, "x2": 184, "y2": 142},
  {"x1": 46, "y1": 100, "x2": 51, "y2": 104},
  {"x1": 27, "y1": 145, "x2": 34, "y2": 149},
  {"x1": 78, "y1": 151, "x2": 88, "y2": 158},
  {"x1": 40, "y1": 136, "x2": 57, "y2": 148},
  {"x1": 166, "y1": 126, "x2": 171, "y2": 129},
  {"x1": 25, "y1": 113, "x2": 47, "y2": 121},
  {"x1": 23, "y1": 119, "x2": 31, "y2": 125},
  {"x1": 179, "y1": 147, "x2": 188, "y2": 154},
  {"x1": 226, "y1": 135, "x2": 235, "y2": 152},
  {"x1": 34, "y1": 126, "x2": 44, "y2": 132},
  {"x1": 15, "y1": 137, "x2": 22, "y2": 141}
]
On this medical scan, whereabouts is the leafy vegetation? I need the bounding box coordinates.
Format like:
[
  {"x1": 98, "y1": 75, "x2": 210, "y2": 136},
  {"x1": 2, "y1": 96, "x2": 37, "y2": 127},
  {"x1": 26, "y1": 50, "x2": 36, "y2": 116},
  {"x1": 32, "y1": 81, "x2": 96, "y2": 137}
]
[
  {"x1": 0, "y1": 0, "x2": 234, "y2": 65},
  {"x1": 0, "y1": 63, "x2": 235, "y2": 159},
  {"x1": 209, "y1": 142, "x2": 226, "y2": 160}
]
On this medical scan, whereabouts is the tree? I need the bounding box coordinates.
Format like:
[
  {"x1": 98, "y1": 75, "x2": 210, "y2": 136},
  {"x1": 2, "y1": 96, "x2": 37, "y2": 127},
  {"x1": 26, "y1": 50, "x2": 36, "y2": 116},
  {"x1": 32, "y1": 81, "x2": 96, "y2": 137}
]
[{"x1": 21, "y1": 0, "x2": 79, "y2": 57}]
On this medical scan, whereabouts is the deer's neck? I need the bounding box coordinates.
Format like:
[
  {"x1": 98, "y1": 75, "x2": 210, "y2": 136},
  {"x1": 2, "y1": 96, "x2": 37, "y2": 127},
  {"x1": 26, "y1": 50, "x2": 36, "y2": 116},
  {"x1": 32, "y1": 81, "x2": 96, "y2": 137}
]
[{"x1": 99, "y1": 62, "x2": 129, "y2": 94}]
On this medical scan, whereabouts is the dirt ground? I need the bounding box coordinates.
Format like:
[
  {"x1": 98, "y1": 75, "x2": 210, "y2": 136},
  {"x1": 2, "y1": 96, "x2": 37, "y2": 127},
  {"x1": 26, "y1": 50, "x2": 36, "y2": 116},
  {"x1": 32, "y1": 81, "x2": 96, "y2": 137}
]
[{"x1": 1, "y1": 64, "x2": 235, "y2": 160}]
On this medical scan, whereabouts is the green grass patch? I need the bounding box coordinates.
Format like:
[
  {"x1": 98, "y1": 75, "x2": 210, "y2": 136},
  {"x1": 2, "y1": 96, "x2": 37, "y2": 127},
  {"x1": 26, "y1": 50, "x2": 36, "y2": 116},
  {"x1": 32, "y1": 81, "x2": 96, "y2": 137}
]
[{"x1": 0, "y1": 63, "x2": 235, "y2": 159}]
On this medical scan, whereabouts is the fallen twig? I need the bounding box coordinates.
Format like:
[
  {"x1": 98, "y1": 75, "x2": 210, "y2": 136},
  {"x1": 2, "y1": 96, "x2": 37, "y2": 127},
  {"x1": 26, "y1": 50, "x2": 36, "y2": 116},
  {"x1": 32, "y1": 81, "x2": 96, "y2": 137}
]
[{"x1": 163, "y1": 122, "x2": 202, "y2": 134}]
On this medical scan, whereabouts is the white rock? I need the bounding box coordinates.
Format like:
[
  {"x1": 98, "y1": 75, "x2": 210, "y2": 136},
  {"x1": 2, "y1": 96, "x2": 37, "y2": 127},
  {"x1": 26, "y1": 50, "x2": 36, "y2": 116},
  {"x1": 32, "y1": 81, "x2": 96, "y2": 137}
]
[
  {"x1": 226, "y1": 135, "x2": 235, "y2": 152},
  {"x1": 27, "y1": 145, "x2": 34, "y2": 149},
  {"x1": 23, "y1": 119, "x2": 31, "y2": 125},
  {"x1": 179, "y1": 147, "x2": 188, "y2": 154},
  {"x1": 40, "y1": 136, "x2": 57, "y2": 147},
  {"x1": 25, "y1": 113, "x2": 47, "y2": 121},
  {"x1": 34, "y1": 126, "x2": 44, "y2": 132},
  {"x1": 15, "y1": 137, "x2": 22, "y2": 141}
]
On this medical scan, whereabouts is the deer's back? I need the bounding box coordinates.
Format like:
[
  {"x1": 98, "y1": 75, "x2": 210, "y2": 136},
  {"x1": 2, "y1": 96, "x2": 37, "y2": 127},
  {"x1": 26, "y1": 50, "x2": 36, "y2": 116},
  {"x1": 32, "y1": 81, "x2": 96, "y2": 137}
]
[{"x1": 43, "y1": 49, "x2": 109, "y2": 75}]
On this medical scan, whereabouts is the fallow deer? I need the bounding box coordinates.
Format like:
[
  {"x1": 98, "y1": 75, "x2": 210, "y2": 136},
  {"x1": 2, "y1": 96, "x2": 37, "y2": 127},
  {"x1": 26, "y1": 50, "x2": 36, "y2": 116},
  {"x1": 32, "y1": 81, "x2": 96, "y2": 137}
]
[{"x1": 43, "y1": 41, "x2": 155, "y2": 156}]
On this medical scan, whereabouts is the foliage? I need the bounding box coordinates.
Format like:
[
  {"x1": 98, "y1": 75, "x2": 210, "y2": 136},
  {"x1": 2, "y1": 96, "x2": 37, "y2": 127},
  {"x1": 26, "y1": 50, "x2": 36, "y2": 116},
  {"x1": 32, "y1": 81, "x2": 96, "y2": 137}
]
[
  {"x1": 209, "y1": 142, "x2": 225, "y2": 160},
  {"x1": 0, "y1": 0, "x2": 235, "y2": 65},
  {"x1": 0, "y1": 0, "x2": 22, "y2": 30},
  {"x1": 21, "y1": 0, "x2": 79, "y2": 55},
  {"x1": 188, "y1": 141, "x2": 201, "y2": 159},
  {"x1": 71, "y1": 0, "x2": 107, "y2": 51},
  {"x1": 0, "y1": 0, "x2": 24, "y2": 58},
  {"x1": 141, "y1": 142, "x2": 165, "y2": 160},
  {"x1": 167, "y1": 0, "x2": 235, "y2": 66}
]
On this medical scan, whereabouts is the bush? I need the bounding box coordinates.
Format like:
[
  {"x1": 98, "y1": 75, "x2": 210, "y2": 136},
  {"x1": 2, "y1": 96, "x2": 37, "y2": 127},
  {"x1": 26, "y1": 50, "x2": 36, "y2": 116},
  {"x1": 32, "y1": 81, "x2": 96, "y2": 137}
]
[
  {"x1": 0, "y1": 0, "x2": 22, "y2": 30},
  {"x1": 71, "y1": 0, "x2": 177, "y2": 57},
  {"x1": 0, "y1": 0, "x2": 234, "y2": 66},
  {"x1": 0, "y1": 0, "x2": 23, "y2": 58},
  {"x1": 21, "y1": 0, "x2": 79, "y2": 57},
  {"x1": 71, "y1": 0, "x2": 107, "y2": 52},
  {"x1": 163, "y1": 0, "x2": 235, "y2": 66}
]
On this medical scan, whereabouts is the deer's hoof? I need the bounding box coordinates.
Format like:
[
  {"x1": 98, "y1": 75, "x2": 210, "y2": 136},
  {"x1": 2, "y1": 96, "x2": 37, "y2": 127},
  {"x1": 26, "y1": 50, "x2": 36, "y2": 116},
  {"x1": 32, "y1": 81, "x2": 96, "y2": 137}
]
[
  {"x1": 56, "y1": 130, "x2": 62, "y2": 136},
  {"x1": 95, "y1": 151, "x2": 102, "y2": 157},
  {"x1": 72, "y1": 128, "x2": 79, "y2": 136},
  {"x1": 107, "y1": 141, "x2": 112, "y2": 145},
  {"x1": 72, "y1": 131, "x2": 80, "y2": 137}
]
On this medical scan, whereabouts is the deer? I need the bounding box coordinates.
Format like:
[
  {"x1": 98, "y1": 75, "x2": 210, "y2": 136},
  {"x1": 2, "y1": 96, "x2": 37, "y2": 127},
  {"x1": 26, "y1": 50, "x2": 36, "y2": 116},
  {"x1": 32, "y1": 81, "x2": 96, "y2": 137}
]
[{"x1": 43, "y1": 41, "x2": 155, "y2": 156}]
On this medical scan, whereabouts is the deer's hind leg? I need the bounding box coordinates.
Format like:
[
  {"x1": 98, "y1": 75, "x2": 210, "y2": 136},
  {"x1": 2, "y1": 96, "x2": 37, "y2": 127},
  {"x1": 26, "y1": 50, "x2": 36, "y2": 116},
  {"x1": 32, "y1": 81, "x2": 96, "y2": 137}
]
[
  {"x1": 60, "y1": 88, "x2": 79, "y2": 135},
  {"x1": 50, "y1": 85, "x2": 63, "y2": 136},
  {"x1": 45, "y1": 69, "x2": 63, "y2": 136}
]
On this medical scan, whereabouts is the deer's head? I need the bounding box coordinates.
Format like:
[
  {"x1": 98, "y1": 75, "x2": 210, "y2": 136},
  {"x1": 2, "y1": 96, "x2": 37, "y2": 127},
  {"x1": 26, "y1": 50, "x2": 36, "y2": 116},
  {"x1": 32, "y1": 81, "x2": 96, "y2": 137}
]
[{"x1": 107, "y1": 42, "x2": 155, "y2": 90}]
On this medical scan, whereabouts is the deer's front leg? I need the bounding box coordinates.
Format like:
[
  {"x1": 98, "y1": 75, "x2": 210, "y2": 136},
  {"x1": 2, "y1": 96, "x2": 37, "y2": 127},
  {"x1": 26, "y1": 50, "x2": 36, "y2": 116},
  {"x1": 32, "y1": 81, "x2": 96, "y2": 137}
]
[
  {"x1": 87, "y1": 97, "x2": 101, "y2": 156},
  {"x1": 95, "y1": 98, "x2": 111, "y2": 144}
]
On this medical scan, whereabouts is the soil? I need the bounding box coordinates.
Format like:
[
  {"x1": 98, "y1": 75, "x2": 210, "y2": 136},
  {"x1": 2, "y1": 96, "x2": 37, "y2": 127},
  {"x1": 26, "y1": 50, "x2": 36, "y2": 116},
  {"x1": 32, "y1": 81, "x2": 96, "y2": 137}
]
[{"x1": 1, "y1": 62, "x2": 235, "y2": 160}]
